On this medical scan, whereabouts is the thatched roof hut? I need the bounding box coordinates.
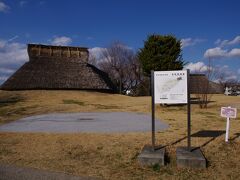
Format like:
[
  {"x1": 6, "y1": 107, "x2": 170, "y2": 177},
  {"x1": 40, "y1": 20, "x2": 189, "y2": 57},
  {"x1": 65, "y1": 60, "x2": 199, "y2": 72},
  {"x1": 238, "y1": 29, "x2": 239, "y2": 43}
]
[
  {"x1": 190, "y1": 74, "x2": 223, "y2": 94},
  {"x1": 1, "y1": 44, "x2": 116, "y2": 92}
]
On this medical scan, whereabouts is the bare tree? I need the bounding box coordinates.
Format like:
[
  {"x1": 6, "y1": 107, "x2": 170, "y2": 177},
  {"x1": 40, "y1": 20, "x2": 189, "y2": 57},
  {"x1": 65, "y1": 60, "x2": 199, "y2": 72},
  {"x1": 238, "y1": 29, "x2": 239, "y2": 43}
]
[
  {"x1": 194, "y1": 57, "x2": 218, "y2": 108},
  {"x1": 218, "y1": 71, "x2": 239, "y2": 91},
  {"x1": 98, "y1": 42, "x2": 141, "y2": 94}
]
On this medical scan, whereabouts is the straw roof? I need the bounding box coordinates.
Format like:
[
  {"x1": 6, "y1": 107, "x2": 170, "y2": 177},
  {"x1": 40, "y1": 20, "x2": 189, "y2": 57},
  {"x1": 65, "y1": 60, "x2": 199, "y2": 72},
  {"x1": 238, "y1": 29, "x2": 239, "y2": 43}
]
[
  {"x1": 190, "y1": 74, "x2": 223, "y2": 94},
  {"x1": 1, "y1": 44, "x2": 116, "y2": 91}
]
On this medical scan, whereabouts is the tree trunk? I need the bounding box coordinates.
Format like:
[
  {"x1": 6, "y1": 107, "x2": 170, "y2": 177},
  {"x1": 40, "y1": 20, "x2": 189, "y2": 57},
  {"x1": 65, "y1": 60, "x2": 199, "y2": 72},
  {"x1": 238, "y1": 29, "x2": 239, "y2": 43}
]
[{"x1": 119, "y1": 77, "x2": 122, "y2": 94}]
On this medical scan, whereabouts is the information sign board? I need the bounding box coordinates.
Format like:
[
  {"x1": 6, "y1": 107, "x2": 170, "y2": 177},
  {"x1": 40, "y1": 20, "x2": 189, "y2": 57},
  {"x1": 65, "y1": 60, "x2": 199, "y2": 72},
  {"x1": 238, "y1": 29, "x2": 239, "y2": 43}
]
[
  {"x1": 221, "y1": 107, "x2": 237, "y2": 118},
  {"x1": 154, "y1": 70, "x2": 188, "y2": 104}
]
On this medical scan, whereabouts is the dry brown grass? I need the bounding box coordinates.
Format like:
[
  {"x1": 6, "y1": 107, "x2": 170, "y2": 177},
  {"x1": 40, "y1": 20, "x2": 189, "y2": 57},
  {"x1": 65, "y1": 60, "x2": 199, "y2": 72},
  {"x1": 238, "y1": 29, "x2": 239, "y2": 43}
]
[{"x1": 0, "y1": 90, "x2": 240, "y2": 179}]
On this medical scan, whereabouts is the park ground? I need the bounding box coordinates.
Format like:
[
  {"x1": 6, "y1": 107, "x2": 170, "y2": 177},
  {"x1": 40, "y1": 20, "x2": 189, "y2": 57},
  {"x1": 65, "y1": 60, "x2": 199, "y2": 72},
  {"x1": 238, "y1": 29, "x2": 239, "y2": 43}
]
[{"x1": 0, "y1": 90, "x2": 240, "y2": 179}]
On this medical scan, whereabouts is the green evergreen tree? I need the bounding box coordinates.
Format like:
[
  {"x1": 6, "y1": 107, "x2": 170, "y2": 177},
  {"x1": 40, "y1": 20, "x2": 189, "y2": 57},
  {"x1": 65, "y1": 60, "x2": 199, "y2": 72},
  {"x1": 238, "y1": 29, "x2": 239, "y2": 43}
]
[{"x1": 138, "y1": 34, "x2": 186, "y2": 76}]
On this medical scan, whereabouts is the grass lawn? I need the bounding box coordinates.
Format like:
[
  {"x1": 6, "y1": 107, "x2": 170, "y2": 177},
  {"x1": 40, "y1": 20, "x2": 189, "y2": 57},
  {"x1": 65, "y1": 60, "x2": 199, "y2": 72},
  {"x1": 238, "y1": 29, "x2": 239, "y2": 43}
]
[{"x1": 0, "y1": 90, "x2": 240, "y2": 179}]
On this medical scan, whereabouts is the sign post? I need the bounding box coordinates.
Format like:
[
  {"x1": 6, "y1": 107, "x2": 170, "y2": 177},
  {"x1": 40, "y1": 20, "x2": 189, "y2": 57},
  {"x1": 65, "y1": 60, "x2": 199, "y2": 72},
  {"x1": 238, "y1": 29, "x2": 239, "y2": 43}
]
[
  {"x1": 139, "y1": 69, "x2": 192, "y2": 167},
  {"x1": 221, "y1": 106, "x2": 237, "y2": 142},
  {"x1": 152, "y1": 70, "x2": 189, "y2": 150},
  {"x1": 225, "y1": 117, "x2": 230, "y2": 142},
  {"x1": 187, "y1": 69, "x2": 191, "y2": 150},
  {"x1": 151, "y1": 70, "x2": 155, "y2": 149}
]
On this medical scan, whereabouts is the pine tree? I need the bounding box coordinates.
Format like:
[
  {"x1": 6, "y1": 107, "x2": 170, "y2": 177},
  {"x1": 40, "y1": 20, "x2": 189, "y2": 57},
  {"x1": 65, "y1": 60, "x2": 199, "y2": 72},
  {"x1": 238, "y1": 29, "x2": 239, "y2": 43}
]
[{"x1": 138, "y1": 34, "x2": 185, "y2": 76}]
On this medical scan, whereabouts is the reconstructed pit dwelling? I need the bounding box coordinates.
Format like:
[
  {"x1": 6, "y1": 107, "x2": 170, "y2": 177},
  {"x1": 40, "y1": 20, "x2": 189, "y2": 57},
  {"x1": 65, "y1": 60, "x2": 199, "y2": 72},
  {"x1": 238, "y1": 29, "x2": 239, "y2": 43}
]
[
  {"x1": 1, "y1": 44, "x2": 115, "y2": 92},
  {"x1": 1, "y1": 44, "x2": 222, "y2": 94}
]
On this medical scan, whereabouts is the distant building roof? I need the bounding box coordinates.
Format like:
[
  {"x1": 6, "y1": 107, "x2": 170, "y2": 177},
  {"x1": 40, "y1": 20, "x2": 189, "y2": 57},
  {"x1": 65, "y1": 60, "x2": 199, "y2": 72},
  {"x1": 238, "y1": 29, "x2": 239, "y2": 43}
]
[{"x1": 190, "y1": 74, "x2": 223, "y2": 94}]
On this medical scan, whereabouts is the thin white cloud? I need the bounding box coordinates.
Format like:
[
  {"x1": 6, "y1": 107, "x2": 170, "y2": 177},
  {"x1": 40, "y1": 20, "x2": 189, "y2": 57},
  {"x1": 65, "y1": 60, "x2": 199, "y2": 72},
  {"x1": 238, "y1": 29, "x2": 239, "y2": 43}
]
[
  {"x1": 19, "y1": 1, "x2": 27, "y2": 7},
  {"x1": 39, "y1": 1, "x2": 45, "y2": 5},
  {"x1": 0, "y1": 40, "x2": 6, "y2": 48},
  {"x1": 181, "y1": 38, "x2": 205, "y2": 48},
  {"x1": 184, "y1": 61, "x2": 209, "y2": 73},
  {"x1": 206, "y1": 35, "x2": 240, "y2": 59},
  {"x1": 228, "y1": 48, "x2": 240, "y2": 57},
  {"x1": 215, "y1": 65, "x2": 236, "y2": 81},
  {"x1": 214, "y1": 39, "x2": 221, "y2": 45},
  {"x1": 0, "y1": 41, "x2": 28, "y2": 65},
  {"x1": 229, "y1": 36, "x2": 240, "y2": 45},
  {"x1": 0, "y1": 67, "x2": 15, "y2": 83},
  {"x1": 185, "y1": 62, "x2": 239, "y2": 82},
  {"x1": 8, "y1": 35, "x2": 19, "y2": 42},
  {"x1": 215, "y1": 35, "x2": 240, "y2": 47},
  {"x1": 89, "y1": 44, "x2": 133, "y2": 64},
  {"x1": 204, "y1": 47, "x2": 227, "y2": 58},
  {"x1": 50, "y1": 36, "x2": 72, "y2": 46},
  {"x1": 88, "y1": 47, "x2": 107, "y2": 59},
  {"x1": 0, "y1": 67, "x2": 15, "y2": 74},
  {"x1": 88, "y1": 47, "x2": 108, "y2": 66},
  {"x1": 214, "y1": 65, "x2": 238, "y2": 82},
  {"x1": 0, "y1": 1, "x2": 9, "y2": 12},
  {"x1": 204, "y1": 47, "x2": 240, "y2": 59},
  {"x1": 225, "y1": 75, "x2": 237, "y2": 81},
  {"x1": 86, "y1": 36, "x2": 94, "y2": 40},
  {"x1": 0, "y1": 39, "x2": 28, "y2": 84},
  {"x1": 0, "y1": 75, "x2": 8, "y2": 81},
  {"x1": 238, "y1": 68, "x2": 240, "y2": 74}
]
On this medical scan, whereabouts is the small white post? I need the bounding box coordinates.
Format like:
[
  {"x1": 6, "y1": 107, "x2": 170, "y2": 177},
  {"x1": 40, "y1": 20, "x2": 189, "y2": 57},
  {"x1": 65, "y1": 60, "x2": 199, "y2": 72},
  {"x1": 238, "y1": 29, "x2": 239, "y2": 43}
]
[
  {"x1": 225, "y1": 106, "x2": 231, "y2": 142},
  {"x1": 225, "y1": 117, "x2": 230, "y2": 142}
]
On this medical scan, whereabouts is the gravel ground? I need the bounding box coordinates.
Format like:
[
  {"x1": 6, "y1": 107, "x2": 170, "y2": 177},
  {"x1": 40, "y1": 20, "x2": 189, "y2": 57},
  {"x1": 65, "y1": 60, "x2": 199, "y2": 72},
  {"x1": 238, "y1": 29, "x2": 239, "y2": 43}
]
[{"x1": 0, "y1": 112, "x2": 168, "y2": 133}]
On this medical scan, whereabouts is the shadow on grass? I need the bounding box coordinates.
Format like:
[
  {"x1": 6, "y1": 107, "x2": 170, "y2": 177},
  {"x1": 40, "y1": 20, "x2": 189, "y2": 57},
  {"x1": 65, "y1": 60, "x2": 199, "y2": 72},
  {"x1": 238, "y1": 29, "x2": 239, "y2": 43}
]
[
  {"x1": 155, "y1": 130, "x2": 226, "y2": 150},
  {"x1": 191, "y1": 130, "x2": 225, "y2": 138},
  {"x1": 229, "y1": 133, "x2": 240, "y2": 141},
  {"x1": 0, "y1": 96, "x2": 24, "y2": 108},
  {"x1": 190, "y1": 97, "x2": 216, "y2": 105},
  {"x1": 191, "y1": 130, "x2": 225, "y2": 150},
  {"x1": 157, "y1": 98, "x2": 216, "y2": 107}
]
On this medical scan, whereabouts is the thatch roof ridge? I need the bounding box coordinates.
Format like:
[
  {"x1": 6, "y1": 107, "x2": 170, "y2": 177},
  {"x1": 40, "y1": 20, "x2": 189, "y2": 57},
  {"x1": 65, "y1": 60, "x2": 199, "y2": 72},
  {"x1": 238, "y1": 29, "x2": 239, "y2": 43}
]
[{"x1": 28, "y1": 44, "x2": 88, "y2": 50}]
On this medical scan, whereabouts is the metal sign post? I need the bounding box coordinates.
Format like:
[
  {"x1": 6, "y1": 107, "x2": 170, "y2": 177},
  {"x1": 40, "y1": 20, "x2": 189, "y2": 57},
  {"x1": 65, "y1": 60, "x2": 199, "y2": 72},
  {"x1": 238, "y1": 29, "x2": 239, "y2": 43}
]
[
  {"x1": 186, "y1": 69, "x2": 191, "y2": 151},
  {"x1": 220, "y1": 106, "x2": 237, "y2": 142},
  {"x1": 151, "y1": 70, "x2": 155, "y2": 150},
  {"x1": 174, "y1": 69, "x2": 206, "y2": 168},
  {"x1": 225, "y1": 117, "x2": 230, "y2": 142}
]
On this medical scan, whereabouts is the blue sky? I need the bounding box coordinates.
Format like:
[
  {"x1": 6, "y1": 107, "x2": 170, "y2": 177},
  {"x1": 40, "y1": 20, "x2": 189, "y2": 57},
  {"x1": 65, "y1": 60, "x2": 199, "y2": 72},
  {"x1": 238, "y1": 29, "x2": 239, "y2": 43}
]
[{"x1": 0, "y1": 0, "x2": 240, "y2": 84}]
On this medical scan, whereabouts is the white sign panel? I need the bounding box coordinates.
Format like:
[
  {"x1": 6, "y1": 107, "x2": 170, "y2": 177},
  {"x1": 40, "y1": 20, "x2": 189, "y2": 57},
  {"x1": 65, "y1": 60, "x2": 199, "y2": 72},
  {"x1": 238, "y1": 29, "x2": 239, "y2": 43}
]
[
  {"x1": 221, "y1": 107, "x2": 237, "y2": 118},
  {"x1": 154, "y1": 70, "x2": 188, "y2": 104}
]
